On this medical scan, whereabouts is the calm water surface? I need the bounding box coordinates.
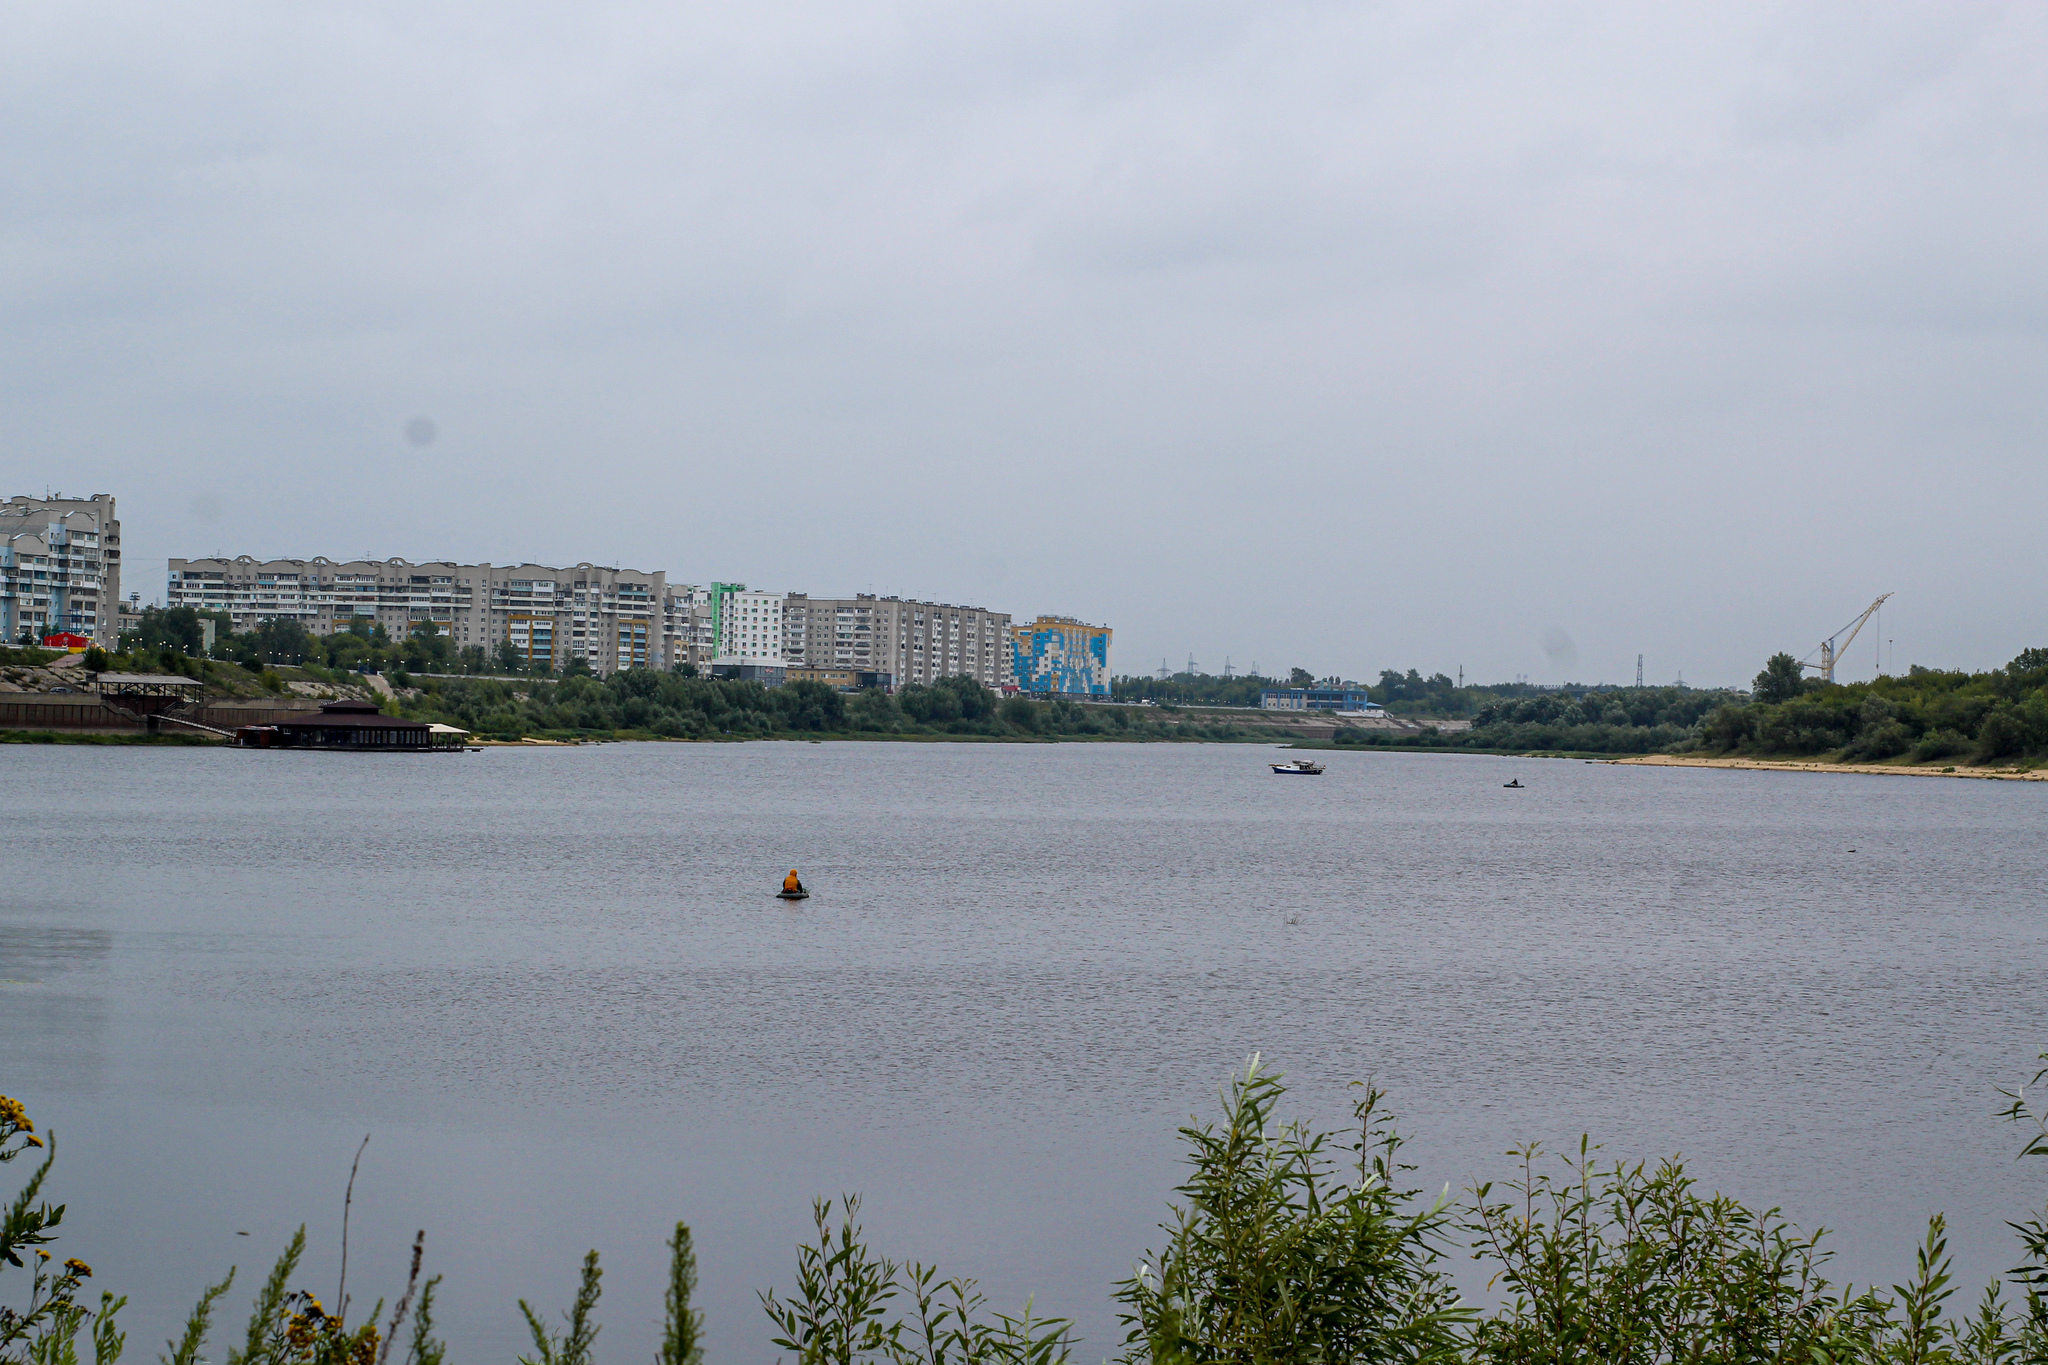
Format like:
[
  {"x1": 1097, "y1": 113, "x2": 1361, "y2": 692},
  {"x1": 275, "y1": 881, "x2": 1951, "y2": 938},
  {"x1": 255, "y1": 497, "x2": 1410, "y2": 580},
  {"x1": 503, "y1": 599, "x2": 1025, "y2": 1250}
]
[{"x1": 3, "y1": 742, "x2": 2044, "y2": 1359}]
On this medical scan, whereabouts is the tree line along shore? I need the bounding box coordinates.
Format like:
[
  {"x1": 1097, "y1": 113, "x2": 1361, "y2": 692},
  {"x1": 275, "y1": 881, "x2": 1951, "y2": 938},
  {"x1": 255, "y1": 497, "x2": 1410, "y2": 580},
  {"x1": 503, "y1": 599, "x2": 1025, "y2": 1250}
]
[
  {"x1": 1277, "y1": 648, "x2": 2048, "y2": 776},
  {"x1": 6, "y1": 611, "x2": 2047, "y2": 770}
]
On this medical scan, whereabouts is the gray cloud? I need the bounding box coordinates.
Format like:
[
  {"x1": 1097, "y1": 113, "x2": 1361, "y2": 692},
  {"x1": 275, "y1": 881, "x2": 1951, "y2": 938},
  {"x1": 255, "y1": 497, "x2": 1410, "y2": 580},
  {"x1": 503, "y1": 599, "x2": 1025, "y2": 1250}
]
[{"x1": 5, "y1": 1, "x2": 2044, "y2": 683}]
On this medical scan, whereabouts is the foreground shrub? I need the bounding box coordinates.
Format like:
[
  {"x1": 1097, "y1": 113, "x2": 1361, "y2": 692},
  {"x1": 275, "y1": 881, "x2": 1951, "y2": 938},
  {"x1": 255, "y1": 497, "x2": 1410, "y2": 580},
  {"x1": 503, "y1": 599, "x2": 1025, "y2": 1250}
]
[
  {"x1": 1113, "y1": 1063, "x2": 1463, "y2": 1364},
  {"x1": 17, "y1": 1055, "x2": 2048, "y2": 1364},
  {"x1": 762, "y1": 1196, "x2": 1071, "y2": 1365},
  {"x1": 1465, "y1": 1139, "x2": 1899, "y2": 1364}
]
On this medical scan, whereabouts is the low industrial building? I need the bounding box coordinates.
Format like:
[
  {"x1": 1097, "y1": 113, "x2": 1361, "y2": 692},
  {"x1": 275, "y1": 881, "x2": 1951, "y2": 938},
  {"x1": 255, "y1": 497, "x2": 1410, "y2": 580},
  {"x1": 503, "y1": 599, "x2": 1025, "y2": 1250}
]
[
  {"x1": 787, "y1": 666, "x2": 893, "y2": 691},
  {"x1": 235, "y1": 698, "x2": 443, "y2": 751},
  {"x1": 709, "y1": 662, "x2": 787, "y2": 686},
  {"x1": 1260, "y1": 686, "x2": 1381, "y2": 712}
]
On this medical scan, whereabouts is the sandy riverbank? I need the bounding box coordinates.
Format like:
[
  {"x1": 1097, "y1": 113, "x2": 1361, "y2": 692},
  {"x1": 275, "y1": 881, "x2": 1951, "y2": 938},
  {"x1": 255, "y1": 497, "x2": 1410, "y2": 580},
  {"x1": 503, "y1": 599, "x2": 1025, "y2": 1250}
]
[{"x1": 1613, "y1": 754, "x2": 2047, "y2": 781}]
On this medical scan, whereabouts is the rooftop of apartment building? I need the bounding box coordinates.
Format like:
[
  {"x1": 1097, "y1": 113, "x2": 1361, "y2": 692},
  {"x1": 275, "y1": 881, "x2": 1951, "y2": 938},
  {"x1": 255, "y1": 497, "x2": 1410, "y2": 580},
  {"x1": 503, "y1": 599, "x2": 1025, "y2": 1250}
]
[
  {"x1": 172, "y1": 555, "x2": 658, "y2": 574},
  {"x1": 5, "y1": 493, "x2": 117, "y2": 509},
  {"x1": 786, "y1": 591, "x2": 1005, "y2": 613}
]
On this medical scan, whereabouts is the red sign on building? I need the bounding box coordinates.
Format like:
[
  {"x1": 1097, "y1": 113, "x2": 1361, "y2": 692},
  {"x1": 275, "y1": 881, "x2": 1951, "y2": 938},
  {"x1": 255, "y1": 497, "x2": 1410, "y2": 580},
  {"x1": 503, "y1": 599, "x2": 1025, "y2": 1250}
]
[{"x1": 42, "y1": 633, "x2": 91, "y2": 651}]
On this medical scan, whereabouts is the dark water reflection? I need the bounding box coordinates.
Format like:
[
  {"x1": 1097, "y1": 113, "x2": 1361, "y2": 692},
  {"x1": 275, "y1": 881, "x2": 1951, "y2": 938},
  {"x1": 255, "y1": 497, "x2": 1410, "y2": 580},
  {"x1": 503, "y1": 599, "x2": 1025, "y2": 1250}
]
[{"x1": 1, "y1": 742, "x2": 2043, "y2": 1359}]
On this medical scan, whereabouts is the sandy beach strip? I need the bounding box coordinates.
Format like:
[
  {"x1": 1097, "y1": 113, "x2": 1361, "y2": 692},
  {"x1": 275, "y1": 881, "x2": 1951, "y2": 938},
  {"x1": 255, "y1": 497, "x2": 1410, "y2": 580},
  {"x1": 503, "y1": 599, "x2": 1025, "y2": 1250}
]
[{"x1": 1612, "y1": 754, "x2": 2046, "y2": 781}]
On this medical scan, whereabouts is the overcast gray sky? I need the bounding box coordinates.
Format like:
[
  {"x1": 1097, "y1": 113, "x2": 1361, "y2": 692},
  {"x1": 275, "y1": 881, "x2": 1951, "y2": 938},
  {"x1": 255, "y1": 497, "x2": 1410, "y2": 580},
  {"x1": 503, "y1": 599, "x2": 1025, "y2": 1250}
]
[{"x1": 8, "y1": 1, "x2": 2043, "y2": 685}]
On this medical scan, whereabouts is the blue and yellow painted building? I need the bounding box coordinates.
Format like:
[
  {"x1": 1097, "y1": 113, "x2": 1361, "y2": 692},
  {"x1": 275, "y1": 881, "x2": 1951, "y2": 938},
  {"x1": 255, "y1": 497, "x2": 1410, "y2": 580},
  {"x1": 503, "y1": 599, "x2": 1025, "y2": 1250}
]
[{"x1": 1009, "y1": 615, "x2": 1111, "y2": 697}]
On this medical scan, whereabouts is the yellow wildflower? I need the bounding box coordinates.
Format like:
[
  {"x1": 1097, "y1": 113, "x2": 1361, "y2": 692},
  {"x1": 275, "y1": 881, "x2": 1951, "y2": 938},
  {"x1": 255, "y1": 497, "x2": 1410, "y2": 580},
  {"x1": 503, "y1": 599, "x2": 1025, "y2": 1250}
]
[
  {"x1": 63, "y1": 1258, "x2": 91, "y2": 1278},
  {"x1": 24, "y1": 1134, "x2": 43, "y2": 1148},
  {"x1": 37, "y1": 1249, "x2": 50, "y2": 1260}
]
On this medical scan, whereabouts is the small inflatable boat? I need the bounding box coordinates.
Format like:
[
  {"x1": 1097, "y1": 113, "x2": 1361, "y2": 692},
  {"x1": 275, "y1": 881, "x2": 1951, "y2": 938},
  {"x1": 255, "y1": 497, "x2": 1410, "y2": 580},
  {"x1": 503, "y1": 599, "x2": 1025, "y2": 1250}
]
[
  {"x1": 1503, "y1": 779, "x2": 1524, "y2": 788},
  {"x1": 776, "y1": 889, "x2": 810, "y2": 900}
]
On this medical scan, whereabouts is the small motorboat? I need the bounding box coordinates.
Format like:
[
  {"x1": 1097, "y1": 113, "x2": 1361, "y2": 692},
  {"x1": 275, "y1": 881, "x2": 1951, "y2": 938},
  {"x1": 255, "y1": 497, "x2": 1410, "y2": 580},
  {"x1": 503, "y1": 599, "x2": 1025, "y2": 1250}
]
[
  {"x1": 1271, "y1": 758, "x2": 1325, "y2": 775},
  {"x1": 1503, "y1": 779, "x2": 1524, "y2": 788}
]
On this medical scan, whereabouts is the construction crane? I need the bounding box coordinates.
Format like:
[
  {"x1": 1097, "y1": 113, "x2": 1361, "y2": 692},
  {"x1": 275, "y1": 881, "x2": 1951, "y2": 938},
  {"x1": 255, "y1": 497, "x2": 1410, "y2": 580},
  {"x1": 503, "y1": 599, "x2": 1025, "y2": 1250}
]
[{"x1": 1802, "y1": 594, "x2": 1892, "y2": 683}]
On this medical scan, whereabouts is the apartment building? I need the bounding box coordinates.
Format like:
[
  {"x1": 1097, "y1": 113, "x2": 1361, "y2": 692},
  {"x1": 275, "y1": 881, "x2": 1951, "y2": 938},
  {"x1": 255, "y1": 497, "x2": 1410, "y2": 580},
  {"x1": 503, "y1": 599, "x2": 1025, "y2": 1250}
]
[
  {"x1": 664, "y1": 586, "x2": 713, "y2": 672},
  {"x1": 782, "y1": 593, "x2": 1010, "y2": 690},
  {"x1": 165, "y1": 556, "x2": 667, "y2": 674},
  {"x1": 1, "y1": 494, "x2": 121, "y2": 646},
  {"x1": 1010, "y1": 616, "x2": 1112, "y2": 697},
  {"x1": 707, "y1": 583, "x2": 785, "y2": 667}
]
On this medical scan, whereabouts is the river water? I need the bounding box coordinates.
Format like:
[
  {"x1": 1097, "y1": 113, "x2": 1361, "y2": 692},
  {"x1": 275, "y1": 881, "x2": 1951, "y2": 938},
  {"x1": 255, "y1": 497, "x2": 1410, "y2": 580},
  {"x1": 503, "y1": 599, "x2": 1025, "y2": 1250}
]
[{"x1": 3, "y1": 741, "x2": 2045, "y2": 1360}]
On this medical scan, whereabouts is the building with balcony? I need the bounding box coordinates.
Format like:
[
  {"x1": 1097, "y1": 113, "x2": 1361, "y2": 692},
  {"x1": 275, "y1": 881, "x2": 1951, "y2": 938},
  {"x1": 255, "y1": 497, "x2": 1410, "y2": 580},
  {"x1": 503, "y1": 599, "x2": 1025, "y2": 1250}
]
[
  {"x1": 707, "y1": 583, "x2": 785, "y2": 668},
  {"x1": 665, "y1": 587, "x2": 713, "y2": 672},
  {"x1": 1009, "y1": 616, "x2": 1112, "y2": 697},
  {"x1": 1, "y1": 493, "x2": 120, "y2": 646},
  {"x1": 782, "y1": 593, "x2": 1011, "y2": 691},
  {"x1": 165, "y1": 556, "x2": 668, "y2": 675}
]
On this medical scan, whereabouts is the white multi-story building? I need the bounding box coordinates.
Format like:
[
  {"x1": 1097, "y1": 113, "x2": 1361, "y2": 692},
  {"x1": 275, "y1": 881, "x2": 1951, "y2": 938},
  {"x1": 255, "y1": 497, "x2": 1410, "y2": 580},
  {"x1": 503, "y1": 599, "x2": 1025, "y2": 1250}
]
[
  {"x1": 165, "y1": 556, "x2": 668, "y2": 675},
  {"x1": 782, "y1": 593, "x2": 1010, "y2": 690},
  {"x1": 708, "y1": 583, "x2": 785, "y2": 668},
  {"x1": 1, "y1": 493, "x2": 121, "y2": 646}
]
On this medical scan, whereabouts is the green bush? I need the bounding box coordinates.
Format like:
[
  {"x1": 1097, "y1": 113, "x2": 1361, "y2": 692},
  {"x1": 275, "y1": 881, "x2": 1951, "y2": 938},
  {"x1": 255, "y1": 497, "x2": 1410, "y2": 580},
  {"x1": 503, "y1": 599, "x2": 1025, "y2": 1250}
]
[
  {"x1": 22, "y1": 1055, "x2": 2048, "y2": 1365},
  {"x1": 999, "y1": 697, "x2": 1040, "y2": 732},
  {"x1": 1978, "y1": 706, "x2": 2027, "y2": 760},
  {"x1": 1114, "y1": 1063, "x2": 1461, "y2": 1364},
  {"x1": 1466, "y1": 1140, "x2": 1900, "y2": 1364},
  {"x1": 1914, "y1": 728, "x2": 1971, "y2": 762},
  {"x1": 1852, "y1": 721, "x2": 1913, "y2": 761}
]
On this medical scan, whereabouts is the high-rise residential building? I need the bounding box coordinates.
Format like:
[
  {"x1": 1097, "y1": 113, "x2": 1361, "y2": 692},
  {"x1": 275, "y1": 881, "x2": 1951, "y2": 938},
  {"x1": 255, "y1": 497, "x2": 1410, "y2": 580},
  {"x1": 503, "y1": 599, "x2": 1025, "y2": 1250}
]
[
  {"x1": 664, "y1": 586, "x2": 713, "y2": 672},
  {"x1": 1, "y1": 493, "x2": 121, "y2": 646},
  {"x1": 1010, "y1": 616, "x2": 1112, "y2": 697},
  {"x1": 707, "y1": 583, "x2": 785, "y2": 667},
  {"x1": 781, "y1": 593, "x2": 1010, "y2": 690},
  {"x1": 164, "y1": 556, "x2": 667, "y2": 675}
]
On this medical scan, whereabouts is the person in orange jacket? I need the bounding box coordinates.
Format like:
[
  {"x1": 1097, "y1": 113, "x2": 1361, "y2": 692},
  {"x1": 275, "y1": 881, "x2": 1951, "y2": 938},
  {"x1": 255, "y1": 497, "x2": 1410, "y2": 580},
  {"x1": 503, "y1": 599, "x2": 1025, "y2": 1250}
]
[{"x1": 783, "y1": 869, "x2": 805, "y2": 895}]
